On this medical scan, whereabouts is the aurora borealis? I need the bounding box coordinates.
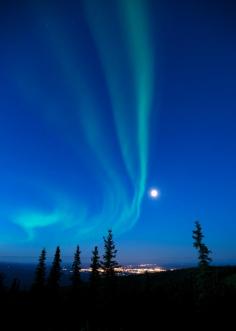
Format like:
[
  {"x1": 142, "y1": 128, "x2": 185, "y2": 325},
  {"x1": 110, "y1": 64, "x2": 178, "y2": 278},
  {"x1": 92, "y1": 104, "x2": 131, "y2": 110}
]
[
  {"x1": 0, "y1": 0, "x2": 236, "y2": 263},
  {"x1": 1, "y1": 0, "x2": 155, "y2": 249}
]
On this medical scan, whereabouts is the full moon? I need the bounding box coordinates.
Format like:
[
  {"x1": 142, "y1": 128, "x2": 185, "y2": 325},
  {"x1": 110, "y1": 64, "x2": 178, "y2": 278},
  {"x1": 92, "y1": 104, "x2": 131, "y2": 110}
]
[{"x1": 149, "y1": 188, "x2": 160, "y2": 199}]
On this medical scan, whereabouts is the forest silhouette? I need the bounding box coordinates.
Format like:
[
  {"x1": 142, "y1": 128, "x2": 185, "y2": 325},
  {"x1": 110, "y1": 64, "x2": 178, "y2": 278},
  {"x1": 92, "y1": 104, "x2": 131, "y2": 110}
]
[{"x1": 0, "y1": 224, "x2": 235, "y2": 330}]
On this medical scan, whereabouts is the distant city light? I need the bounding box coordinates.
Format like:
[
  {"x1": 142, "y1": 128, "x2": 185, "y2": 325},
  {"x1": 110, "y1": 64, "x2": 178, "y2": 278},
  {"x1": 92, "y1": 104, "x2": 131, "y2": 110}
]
[{"x1": 63, "y1": 264, "x2": 169, "y2": 275}]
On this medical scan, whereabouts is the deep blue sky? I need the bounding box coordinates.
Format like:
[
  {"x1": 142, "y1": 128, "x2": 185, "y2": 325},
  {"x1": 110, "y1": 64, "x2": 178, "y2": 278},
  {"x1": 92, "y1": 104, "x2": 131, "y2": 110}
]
[{"x1": 0, "y1": 0, "x2": 236, "y2": 265}]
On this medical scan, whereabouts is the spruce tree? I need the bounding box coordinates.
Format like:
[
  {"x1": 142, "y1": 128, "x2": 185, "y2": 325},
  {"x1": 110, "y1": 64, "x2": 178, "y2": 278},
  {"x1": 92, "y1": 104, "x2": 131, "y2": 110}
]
[
  {"x1": 71, "y1": 245, "x2": 81, "y2": 289},
  {"x1": 33, "y1": 248, "x2": 46, "y2": 290},
  {"x1": 47, "y1": 246, "x2": 62, "y2": 290},
  {"x1": 193, "y1": 221, "x2": 213, "y2": 307},
  {"x1": 101, "y1": 230, "x2": 119, "y2": 277},
  {"x1": 193, "y1": 221, "x2": 212, "y2": 268},
  {"x1": 100, "y1": 230, "x2": 119, "y2": 330},
  {"x1": 90, "y1": 246, "x2": 100, "y2": 286},
  {"x1": 88, "y1": 246, "x2": 101, "y2": 331}
]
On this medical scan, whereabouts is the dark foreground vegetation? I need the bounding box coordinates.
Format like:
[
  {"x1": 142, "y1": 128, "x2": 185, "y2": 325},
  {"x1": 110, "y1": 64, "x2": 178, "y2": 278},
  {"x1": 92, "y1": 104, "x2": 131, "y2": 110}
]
[
  {"x1": 0, "y1": 224, "x2": 235, "y2": 330},
  {"x1": 0, "y1": 266, "x2": 236, "y2": 330}
]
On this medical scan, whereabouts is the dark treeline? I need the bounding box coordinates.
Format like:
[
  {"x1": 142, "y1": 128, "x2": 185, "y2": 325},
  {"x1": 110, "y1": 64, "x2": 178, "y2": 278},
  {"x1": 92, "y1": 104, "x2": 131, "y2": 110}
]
[{"x1": 0, "y1": 224, "x2": 236, "y2": 330}]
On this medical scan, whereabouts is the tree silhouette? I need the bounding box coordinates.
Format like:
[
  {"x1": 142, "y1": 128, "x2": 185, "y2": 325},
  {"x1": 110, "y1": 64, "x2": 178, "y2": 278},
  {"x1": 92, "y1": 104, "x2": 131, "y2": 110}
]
[
  {"x1": 90, "y1": 246, "x2": 100, "y2": 287},
  {"x1": 88, "y1": 247, "x2": 101, "y2": 331},
  {"x1": 101, "y1": 230, "x2": 119, "y2": 278},
  {"x1": 32, "y1": 248, "x2": 46, "y2": 290},
  {"x1": 47, "y1": 246, "x2": 62, "y2": 290},
  {"x1": 193, "y1": 221, "x2": 212, "y2": 268},
  {"x1": 192, "y1": 221, "x2": 213, "y2": 308},
  {"x1": 100, "y1": 230, "x2": 119, "y2": 330},
  {"x1": 71, "y1": 245, "x2": 81, "y2": 289}
]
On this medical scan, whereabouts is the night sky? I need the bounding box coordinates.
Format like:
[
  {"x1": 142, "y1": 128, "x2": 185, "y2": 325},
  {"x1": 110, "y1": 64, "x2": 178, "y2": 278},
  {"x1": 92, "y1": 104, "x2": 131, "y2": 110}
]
[{"x1": 0, "y1": 0, "x2": 236, "y2": 265}]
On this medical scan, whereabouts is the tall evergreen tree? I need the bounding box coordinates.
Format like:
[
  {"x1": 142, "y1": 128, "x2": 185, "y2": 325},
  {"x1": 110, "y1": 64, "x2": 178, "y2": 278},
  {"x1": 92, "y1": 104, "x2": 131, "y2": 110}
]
[
  {"x1": 90, "y1": 246, "x2": 100, "y2": 286},
  {"x1": 33, "y1": 248, "x2": 46, "y2": 290},
  {"x1": 193, "y1": 221, "x2": 212, "y2": 268},
  {"x1": 101, "y1": 230, "x2": 119, "y2": 277},
  {"x1": 47, "y1": 246, "x2": 62, "y2": 289},
  {"x1": 71, "y1": 245, "x2": 81, "y2": 289},
  {"x1": 88, "y1": 246, "x2": 101, "y2": 331}
]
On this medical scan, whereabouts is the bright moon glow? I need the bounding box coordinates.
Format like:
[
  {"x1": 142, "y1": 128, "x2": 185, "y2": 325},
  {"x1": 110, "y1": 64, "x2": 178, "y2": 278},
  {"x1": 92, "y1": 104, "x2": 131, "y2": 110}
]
[{"x1": 149, "y1": 188, "x2": 160, "y2": 199}]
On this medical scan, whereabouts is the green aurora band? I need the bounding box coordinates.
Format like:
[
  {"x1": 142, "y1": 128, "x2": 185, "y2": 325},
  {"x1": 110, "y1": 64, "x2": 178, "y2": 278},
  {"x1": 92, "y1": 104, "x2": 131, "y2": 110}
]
[
  {"x1": 83, "y1": 0, "x2": 154, "y2": 230},
  {"x1": 10, "y1": 0, "x2": 154, "y2": 243}
]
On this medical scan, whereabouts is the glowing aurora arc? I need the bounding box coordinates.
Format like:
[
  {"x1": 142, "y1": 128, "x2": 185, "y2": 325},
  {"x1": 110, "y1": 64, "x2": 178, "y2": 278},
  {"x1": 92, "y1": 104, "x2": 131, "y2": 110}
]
[
  {"x1": 9, "y1": 0, "x2": 154, "y2": 243},
  {"x1": 83, "y1": 0, "x2": 154, "y2": 229},
  {"x1": 122, "y1": 0, "x2": 154, "y2": 221}
]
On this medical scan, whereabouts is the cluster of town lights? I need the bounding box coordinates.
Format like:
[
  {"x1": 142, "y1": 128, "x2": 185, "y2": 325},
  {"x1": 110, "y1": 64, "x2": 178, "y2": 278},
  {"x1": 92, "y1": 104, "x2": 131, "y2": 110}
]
[{"x1": 63, "y1": 264, "x2": 167, "y2": 275}]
